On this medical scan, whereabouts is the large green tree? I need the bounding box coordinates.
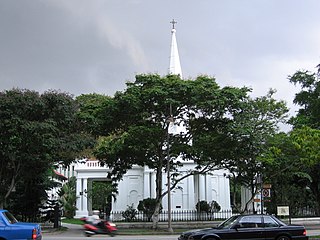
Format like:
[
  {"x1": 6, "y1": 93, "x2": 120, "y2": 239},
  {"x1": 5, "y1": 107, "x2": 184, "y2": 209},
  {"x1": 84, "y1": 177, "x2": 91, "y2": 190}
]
[
  {"x1": 262, "y1": 127, "x2": 320, "y2": 214},
  {"x1": 225, "y1": 89, "x2": 289, "y2": 212},
  {"x1": 289, "y1": 64, "x2": 320, "y2": 128},
  {"x1": 260, "y1": 64, "x2": 320, "y2": 215},
  {"x1": 289, "y1": 126, "x2": 320, "y2": 214},
  {"x1": 94, "y1": 74, "x2": 250, "y2": 228},
  {"x1": 76, "y1": 93, "x2": 113, "y2": 138},
  {"x1": 0, "y1": 89, "x2": 93, "y2": 209},
  {"x1": 288, "y1": 65, "x2": 320, "y2": 214}
]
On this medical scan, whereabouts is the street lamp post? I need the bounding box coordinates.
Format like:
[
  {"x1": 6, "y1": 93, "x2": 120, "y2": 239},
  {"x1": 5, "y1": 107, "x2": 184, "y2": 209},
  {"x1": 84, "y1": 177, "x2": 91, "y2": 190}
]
[{"x1": 260, "y1": 174, "x2": 264, "y2": 214}]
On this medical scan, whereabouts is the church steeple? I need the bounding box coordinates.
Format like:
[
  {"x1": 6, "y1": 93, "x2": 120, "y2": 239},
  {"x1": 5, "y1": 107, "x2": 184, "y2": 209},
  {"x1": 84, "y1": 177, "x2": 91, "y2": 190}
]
[{"x1": 169, "y1": 19, "x2": 182, "y2": 78}]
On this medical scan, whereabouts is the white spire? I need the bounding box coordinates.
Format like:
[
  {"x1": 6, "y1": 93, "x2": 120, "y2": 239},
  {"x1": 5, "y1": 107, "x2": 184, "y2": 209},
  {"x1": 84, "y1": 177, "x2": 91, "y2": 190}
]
[{"x1": 169, "y1": 19, "x2": 182, "y2": 78}]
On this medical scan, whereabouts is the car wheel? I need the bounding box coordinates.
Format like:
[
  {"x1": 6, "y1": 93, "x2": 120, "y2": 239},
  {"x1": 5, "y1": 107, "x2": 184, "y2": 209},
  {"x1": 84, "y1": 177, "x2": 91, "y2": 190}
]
[
  {"x1": 276, "y1": 236, "x2": 290, "y2": 240},
  {"x1": 205, "y1": 238, "x2": 219, "y2": 240}
]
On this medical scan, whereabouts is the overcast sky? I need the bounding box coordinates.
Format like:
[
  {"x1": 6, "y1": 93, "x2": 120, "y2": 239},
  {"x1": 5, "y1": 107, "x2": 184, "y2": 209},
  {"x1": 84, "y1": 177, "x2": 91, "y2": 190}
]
[{"x1": 1, "y1": 0, "x2": 320, "y2": 118}]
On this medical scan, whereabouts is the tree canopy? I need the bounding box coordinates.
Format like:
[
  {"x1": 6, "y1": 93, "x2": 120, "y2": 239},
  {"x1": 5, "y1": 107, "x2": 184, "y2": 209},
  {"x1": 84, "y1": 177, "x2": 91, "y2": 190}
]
[
  {"x1": 0, "y1": 89, "x2": 93, "y2": 209},
  {"x1": 261, "y1": 64, "x2": 320, "y2": 215},
  {"x1": 93, "y1": 73, "x2": 289, "y2": 225},
  {"x1": 289, "y1": 65, "x2": 320, "y2": 128}
]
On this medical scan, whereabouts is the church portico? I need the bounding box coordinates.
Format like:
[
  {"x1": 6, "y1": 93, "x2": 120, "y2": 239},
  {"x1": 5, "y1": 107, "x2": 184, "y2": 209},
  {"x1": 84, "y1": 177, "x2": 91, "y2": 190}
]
[{"x1": 75, "y1": 160, "x2": 112, "y2": 218}]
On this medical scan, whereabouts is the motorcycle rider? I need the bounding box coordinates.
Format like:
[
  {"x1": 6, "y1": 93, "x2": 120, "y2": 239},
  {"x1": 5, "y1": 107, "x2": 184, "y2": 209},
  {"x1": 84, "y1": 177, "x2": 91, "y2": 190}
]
[{"x1": 87, "y1": 210, "x2": 107, "y2": 231}]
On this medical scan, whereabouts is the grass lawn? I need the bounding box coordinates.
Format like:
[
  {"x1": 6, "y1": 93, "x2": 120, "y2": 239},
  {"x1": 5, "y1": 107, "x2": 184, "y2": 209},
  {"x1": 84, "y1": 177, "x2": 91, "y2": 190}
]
[{"x1": 62, "y1": 218, "x2": 83, "y2": 225}]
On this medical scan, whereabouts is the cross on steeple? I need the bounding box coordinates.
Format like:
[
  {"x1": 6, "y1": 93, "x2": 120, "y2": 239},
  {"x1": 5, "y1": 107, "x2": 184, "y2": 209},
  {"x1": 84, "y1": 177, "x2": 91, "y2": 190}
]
[{"x1": 170, "y1": 19, "x2": 177, "y2": 29}]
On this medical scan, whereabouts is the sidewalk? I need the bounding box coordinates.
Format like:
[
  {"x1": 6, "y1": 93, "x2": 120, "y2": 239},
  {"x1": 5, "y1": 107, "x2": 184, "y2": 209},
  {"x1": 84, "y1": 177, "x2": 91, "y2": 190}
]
[{"x1": 43, "y1": 223, "x2": 83, "y2": 236}]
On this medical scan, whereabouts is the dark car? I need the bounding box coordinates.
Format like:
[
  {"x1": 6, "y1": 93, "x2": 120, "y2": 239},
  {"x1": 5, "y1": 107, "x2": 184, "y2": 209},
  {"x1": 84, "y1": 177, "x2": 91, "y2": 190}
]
[{"x1": 178, "y1": 214, "x2": 308, "y2": 240}]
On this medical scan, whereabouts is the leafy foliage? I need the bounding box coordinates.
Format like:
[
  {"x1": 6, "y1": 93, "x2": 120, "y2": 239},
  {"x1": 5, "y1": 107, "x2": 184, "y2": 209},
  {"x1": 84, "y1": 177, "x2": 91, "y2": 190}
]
[
  {"x1": 196, "y1": 200, "x2": 210, "y2": 213},
  {"x1": 76, "y1": 93, "x2": 113, "y2": 137},
  {"x1": 41, "y1": 199, "x2": 60, "y2": 223},
  {"x1": 121, "y1": 204, "x2": 137, "y2": 222},
  {"x1": 58, "y1": 176, "x2": 77, "y2": 219},
  {"x1": 284, "y1": 64, "x2": 320, "y2": 214},
  {"x1": 223, "y1": 89, "x2": 288, "y2": 212},
  {"x1": 195, "y1": 200, "x2": 221, "y2": 214},
  {"x1": 262, "y1": 131, "x2": 317, "y2": 214},
  {"x1": 94, "y1": 74, "x2": 252, "y2": 227},
  {"x1": 289, "y1": 65, "x2": 320, "y2": 128},
  {"x1": 88, "y1": 181, "x2": 118, "y2": 216},
  {"x1": 137, "y1": 198, "x2": 162, "y2": 221},
  {"x1": 0, "y1": 89, "x2": 94, "y2": 210},
  {"x1": 93, "y1": 73, "x2": 290, "y2": 224}
]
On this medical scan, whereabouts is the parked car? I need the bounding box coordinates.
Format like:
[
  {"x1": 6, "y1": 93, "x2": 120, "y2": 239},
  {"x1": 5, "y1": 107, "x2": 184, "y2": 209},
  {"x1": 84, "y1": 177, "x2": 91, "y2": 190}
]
[
  {"x1": 178, "y1": 214, "x2": 308, "y2": 240},
  {"x1": 0, "y1": 209, "x2": 42, "y2": 240}
]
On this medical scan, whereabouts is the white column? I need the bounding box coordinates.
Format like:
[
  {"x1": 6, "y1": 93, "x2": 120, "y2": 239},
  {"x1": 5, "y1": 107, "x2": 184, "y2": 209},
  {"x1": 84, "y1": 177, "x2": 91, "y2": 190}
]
[
  {"x1": 222, "y1": 176, "x2": 231, "y2": 210},
  {"x1": 143, "y1": 168, "x2": 150, "y2": 199},
  {"x1": 150, "y1": 172, "x2": 156, "y2": 199},
  {"x1": 199, "y1": 174, "x2": 206, "y2": 201},
  {"x1": 83, "y1": 178, "x2": 88, "y2": 213},
  {"x1": 75, "y1": 177, "x2": 90, "y2": 218},
  {"x1": 75, "y1": 176, "x2": 83, "y2": 218},
  {"x1": 87, "y1": 180, "x2": 92, "y2": 215},
  {"x1": 194, "y1": 175, "x2": 200, "y2": 206},
  {"x1": 187, "y1": 175, "x2": 195, "y2": 210}
]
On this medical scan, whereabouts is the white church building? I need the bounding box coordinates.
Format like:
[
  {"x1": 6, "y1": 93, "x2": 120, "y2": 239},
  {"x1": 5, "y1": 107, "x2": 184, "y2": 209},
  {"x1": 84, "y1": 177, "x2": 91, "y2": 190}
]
[
  {"x1": 69, "y1": 21, "x2": 232, "y2": 218},
  {"x1": 73, "y1": 160, "x2": 231, "y2": 218}
]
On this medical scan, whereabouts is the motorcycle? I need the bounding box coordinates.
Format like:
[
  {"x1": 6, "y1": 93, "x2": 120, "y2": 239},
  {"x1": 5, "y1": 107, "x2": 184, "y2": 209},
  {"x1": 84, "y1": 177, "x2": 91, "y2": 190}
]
[{"x1": 80, "y1": 216, "x2": 118, "y2": 237}]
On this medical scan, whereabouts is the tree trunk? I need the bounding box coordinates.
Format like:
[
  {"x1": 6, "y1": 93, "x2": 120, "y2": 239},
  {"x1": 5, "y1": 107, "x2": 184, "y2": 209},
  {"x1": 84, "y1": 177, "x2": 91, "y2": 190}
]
[
  {"x1": 152, "y1": 165, "x2": 163, "y2": 229},
  {"x1": 152, "y1": 201, "x2": 162, "y2": 229},
  {"x1": 0, "y1": 176, "x2": 16, "y2": 209}
]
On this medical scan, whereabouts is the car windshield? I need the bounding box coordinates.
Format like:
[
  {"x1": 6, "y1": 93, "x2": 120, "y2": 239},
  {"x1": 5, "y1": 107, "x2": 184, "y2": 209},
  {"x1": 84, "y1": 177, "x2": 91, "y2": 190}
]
[
  {"x1": 3, "y1": 211, "x2": 18, "y2": 224},
  {"x1": 217, "y1": 215, "x2": 239, "y2": 229}
]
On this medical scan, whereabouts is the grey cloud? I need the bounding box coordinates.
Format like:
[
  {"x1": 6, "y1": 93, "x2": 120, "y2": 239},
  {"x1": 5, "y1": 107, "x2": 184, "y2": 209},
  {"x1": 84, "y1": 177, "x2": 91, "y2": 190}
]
[{"x1": 0, "y1": 0, "x2": 320, "y2": 114}]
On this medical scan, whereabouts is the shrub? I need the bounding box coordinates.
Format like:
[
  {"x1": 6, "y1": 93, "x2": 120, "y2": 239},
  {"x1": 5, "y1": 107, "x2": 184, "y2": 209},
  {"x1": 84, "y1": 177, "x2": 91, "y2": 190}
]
[
  {"x1": 196, "y1": 200, "x2": 221, "y2": 213},
  {"x1": 122, "y1": 204, "x2": 137, "y2": 222},
  {"x1": 137, "y1": 198, "x2": 161, "y2": 221},
  {"x1": 210, "y1": 200, "x2": 221, "y2": 212},
  {"x1": 196, "y1": 200, "x2": 210, "y2": 213}
]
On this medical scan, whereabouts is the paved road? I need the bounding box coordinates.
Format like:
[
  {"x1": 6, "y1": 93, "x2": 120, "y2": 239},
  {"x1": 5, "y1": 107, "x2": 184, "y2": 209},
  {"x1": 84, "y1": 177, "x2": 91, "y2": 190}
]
[
  {"x1": 42, "y1": 223, "x2": 320, "y2": 239},
  {"x1": 43, "y1": 235, "x2": 179, "y2": 240},
  {"x1": 42, "y1": 223, "x2": 180, "y2": 240}
]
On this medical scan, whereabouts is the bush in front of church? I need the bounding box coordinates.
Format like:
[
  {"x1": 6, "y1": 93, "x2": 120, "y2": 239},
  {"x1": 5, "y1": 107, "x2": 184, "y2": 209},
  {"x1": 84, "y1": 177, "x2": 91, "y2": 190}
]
[
  {"x1": 138, "y1": 198, "x2": 162, "y2": 222},
  {"x1": 122, "y1": 204, "x2": 137, "y2": 222},
  {"x1": 196, "y1": 200, "x2": 221, "y2": 213}
]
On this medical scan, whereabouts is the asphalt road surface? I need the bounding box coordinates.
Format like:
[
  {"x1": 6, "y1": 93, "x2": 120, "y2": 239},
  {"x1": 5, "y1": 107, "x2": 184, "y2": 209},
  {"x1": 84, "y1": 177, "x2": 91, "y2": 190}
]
[
  {"x1": 43, "y1": 235, "x2": 179, "y2": 240},
  {"x1": 42, "y1": 223, "x2": 320, "y2": 240},
  {"x1": 42, "y1": 223, "x2": 180, "y2": 240}
]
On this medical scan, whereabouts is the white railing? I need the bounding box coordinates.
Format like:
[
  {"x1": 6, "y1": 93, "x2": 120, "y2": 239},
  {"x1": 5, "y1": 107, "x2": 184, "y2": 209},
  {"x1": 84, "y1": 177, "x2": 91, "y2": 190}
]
[{"x1": 74, "y1": 160, "x2": 107, "y2": 170}]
